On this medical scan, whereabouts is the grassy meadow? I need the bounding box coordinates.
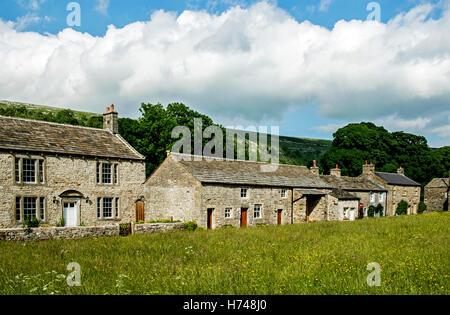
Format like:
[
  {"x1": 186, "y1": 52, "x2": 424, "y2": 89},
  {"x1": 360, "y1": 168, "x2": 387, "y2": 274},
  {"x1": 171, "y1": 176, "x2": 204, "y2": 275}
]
[{"x1": 0, "y1": 212, "x2": 448, "y2": 295}]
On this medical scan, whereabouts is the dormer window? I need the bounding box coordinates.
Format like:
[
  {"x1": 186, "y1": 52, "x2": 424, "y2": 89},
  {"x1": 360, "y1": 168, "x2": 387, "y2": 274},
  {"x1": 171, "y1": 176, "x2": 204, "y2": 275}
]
[{"x1": 14, "y1": 157, "x2": 45, "y2": 185}]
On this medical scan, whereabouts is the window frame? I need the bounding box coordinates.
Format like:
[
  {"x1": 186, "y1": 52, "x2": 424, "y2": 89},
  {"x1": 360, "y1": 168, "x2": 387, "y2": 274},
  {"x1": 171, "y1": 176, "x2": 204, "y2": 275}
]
[
  {"x1": 97, "y1": 162, "x2": 119, "y2": 186},
  {"x1": 13, "y1": 156, "x2": 45, "y2": 185},
  {"x1": 240, "y1": 188, "x2": 248, "y2": 199},
  {"x1": 254, "y1": 204, "x2": 262, "y2": 219},
  {"x1": 370, "y1": 192, "x2": 375, "y2": 203},
  {"x1": 102, "y1": 197, "x2": 114, "y2": 219},
  {"x1": 225, "y1": 207, "x2": 232, "y2": 218},
  {"x1": 97, "y1": 197, "x2": 119, "y2": 220},
  {"x1": 102, "y1": 163, "x2": 112, "y2": 185},
  {"x1": 281, "y1": 189, "x2": 287, "y2": 198}
]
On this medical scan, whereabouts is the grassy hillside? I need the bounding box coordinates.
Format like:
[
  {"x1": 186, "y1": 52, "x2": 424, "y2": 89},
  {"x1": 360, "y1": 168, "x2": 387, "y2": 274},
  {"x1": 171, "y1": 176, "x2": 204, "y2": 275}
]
[
  {"x1": 0, "y1": 101, "x2": 331, "y2": 166},
  {"x1": 0, "y1": 212, "x2": 448, "y2": 295}
]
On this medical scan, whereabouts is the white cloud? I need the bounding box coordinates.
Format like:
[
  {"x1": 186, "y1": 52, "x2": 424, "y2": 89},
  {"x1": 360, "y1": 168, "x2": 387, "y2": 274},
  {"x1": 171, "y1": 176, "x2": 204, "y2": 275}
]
[
  {"x1": 0, "y1": 1, "x2": 449, "y2": 144},
  {"x1": 319, "y1": 0, "x2": 334, "y2": 12},
  {"x1": 311, "y1": 124, "x2": 344, "y2": 134},
  {"x1": 15, "y1": 0, "x2": 46, "y2": 11},
  {"x1": 14, "y1": 13, "x2": 40, "y2": 31},
  {"x1": 374, "y1": 115, "x2": 432, "y2": 133},
  {"x1": 95, "y1": 0, "x2": 110, "y2": 15}
]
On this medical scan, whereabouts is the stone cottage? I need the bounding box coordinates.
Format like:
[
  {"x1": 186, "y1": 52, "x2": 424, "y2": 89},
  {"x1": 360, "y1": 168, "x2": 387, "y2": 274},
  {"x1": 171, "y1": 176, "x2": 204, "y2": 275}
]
[
  {"x1": 319, "y1": 164, "x2": 388, "y2": 218},
  {"x1": 424, "y1": 178, "x2": 449, "y2": 212},
  {"x1": 359, "y1": 162, "x2": 421, "y2": 216},
  {"x1": 0, "y1": 106, "x2": 146, "y2": 228},
  {"x1": 144, "y1": 153, "x2": 379, "y2": 229}
]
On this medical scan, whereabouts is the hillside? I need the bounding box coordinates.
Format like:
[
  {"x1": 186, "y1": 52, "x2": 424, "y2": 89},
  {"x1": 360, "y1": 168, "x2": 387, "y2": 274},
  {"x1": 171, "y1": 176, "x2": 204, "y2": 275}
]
[{"x1": 0, "y1": 100, "x2": 331, "y2": 166}]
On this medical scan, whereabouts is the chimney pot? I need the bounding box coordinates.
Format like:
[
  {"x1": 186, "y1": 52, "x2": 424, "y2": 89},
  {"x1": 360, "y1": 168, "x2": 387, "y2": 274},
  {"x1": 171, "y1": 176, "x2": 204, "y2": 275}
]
[
  {"x1": 330, "y1": 164, "x2": 341, "y2": 177},
  {"x1": 103, "y1": 105, "x2": 118, "y2": 134},
  {"x1": 310, "y1": 160, "x2": 319, "y2": 175}
]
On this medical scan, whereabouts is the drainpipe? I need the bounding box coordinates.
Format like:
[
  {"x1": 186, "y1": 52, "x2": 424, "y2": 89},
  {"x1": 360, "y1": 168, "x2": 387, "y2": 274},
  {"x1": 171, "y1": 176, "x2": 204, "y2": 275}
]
[{"x1": 291, "y1": 188, "x2": 294, "y2": 224}]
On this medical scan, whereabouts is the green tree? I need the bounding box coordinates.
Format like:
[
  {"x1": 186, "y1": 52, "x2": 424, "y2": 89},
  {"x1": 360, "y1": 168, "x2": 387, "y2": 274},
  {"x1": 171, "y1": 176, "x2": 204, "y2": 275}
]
[
  {"x1": 136, "y1": 103, "x2": 177, "y2": 176},
  {"x1": 320, "y1": 122, "x2": 445, "y2": 185},
  {"x1": 432, "y1": 146, "x2": 450, "y2": 179},
  {"x1": 396, "y1": 200, "x2": 409, "y2": 215},
  {"x1": 418, "y1": 202, "x2": 427, "y2": 214}
]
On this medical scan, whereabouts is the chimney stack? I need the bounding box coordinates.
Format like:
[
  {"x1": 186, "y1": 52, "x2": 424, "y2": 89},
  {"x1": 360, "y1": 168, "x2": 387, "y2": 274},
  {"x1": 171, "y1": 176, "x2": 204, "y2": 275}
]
[
  {"x1": 310, "y1": 160, "x2": 319, "y2": 175},
  {"x1": 103, "y1": 105, "x2": 118, "y2": 134},
  {"x1": 362, "y1": 161, "x2": 375, "y2": 176},
  {"x1": 330, "y1": 164, "x2": 341, "y2": 177},
  {"x1": 397, "y1": 166, "x2": 405, "y2": 175}
]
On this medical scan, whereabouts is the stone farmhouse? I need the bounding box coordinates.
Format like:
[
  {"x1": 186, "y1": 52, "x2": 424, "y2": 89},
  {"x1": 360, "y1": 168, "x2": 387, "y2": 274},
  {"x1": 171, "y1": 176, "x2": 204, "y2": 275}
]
[
  {"x1": 359, "y1": 162, "x2": 421, "y2": 216},
  {"x1": 0, "y1": 107, "x2": 424, "y2": 230},
  {"x1": 143, "y1": 153, "x2": 389, "y2": 229},
  {"x1": 424, "y1": 178, "x2": 449, "y2": 212},
  {"x1": 0, "y1": 106, "x2": 146, "y2": 229},
  {"x1": 319, "y1": 165, "x2": 388, "y2": 218}
]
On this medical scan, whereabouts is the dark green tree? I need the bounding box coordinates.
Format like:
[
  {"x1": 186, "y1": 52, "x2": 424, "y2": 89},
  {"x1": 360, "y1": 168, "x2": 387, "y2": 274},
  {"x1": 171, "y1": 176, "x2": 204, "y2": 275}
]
[
  {"x1": 396, "y1": 200, "x2": 409, "y2": 215},
  {"x1": 320, "y1": 122, "x2": 446, "y2": 185}
]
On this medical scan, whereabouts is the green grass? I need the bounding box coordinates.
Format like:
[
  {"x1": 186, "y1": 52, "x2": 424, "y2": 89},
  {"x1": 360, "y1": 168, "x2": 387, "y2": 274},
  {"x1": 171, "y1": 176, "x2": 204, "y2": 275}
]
[{"x1": 0, "y1": 212, "x2": 448, "y2": 295}]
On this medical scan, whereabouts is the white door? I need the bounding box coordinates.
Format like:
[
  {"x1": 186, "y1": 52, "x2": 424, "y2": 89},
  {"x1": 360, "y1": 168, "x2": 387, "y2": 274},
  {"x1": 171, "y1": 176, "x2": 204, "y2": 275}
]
[
  {"x1": 349, "y1": 208, "x2": 356, "y2": 221},
  {"x1": 64, "y1": 202, "x2": 78, "y2": 227}
]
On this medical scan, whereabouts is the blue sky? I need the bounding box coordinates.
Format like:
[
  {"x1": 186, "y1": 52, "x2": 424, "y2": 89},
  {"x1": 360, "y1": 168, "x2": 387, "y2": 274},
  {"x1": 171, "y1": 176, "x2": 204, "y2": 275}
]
[{"x1": 0, "y1": 0, "x2": 448, "y2": 146}]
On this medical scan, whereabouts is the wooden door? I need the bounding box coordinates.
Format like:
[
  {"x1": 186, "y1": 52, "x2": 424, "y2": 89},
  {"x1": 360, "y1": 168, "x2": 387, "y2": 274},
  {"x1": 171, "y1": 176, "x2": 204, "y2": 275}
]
[
  {"x1": 277, "y1": 210, "x2": 282, "y2": 225},
  {"x1": 207, "y1": 209, "x2": 214, "y2": 230},
  {"x1": 240, "y1": 208, "x2": 248, "y2": 227},
  {"x1": 306, "y1": 199, "x2": 310, "y2": 223},
  {"x1": 136, "y1": 201, "x2": 145, "y2": 222}
]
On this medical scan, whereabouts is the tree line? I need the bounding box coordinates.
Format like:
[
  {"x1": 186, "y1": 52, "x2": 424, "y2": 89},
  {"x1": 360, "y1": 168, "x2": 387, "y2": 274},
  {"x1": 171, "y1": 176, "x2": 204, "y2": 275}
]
[{"x1": 319, "y1": 122, "x2": 449, "y2": 186}]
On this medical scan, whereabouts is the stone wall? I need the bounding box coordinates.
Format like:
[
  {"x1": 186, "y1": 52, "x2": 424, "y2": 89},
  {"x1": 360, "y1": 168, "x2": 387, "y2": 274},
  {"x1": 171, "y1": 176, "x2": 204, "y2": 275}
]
[
  {"x1": 0, "y1": 223, "x2": 184, "y2": 241},
  {"x1": 0, "y1": 152, "x2": 146, "y2": 228},
  {"x1": 387, "y1": 184, "x2": 421, "y2": 216},
  {"x1": 0, "y1": 225, "x2": 120, "y2": 241},
  {"x1": 350, "y1": 191, "x2": 387, "y2": 218},
  {"x1": 366, "y1": 174, "x2": 421, "y2": 216},
  {"x1": 292, "y1": 191, "x2": 330, "y2": 223},
  {"x1": 144, "y1": 155, "x2": 202, "y2": 223},
  {"x1": 200, "y1": 184, "x2": 293, "y2": 229},
  {"x1": 424, "y1": 187, "x2": 448, "y2": 212},
  {"x1": 133, "y1": 222, "x2": 184, "y2": 234}
]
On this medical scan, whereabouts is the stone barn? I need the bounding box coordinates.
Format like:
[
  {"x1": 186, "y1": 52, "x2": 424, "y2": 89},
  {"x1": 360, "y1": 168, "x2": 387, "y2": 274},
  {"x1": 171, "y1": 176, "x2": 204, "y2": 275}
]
[{"x1": 424, "y1": 178, "x2": 449, "y2": 212}]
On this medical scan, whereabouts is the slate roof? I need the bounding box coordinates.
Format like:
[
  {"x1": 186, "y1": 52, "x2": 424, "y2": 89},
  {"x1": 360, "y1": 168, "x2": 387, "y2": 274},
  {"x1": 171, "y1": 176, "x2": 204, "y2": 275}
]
[
  {"x1": 330, "y1": 189, "x2": 360, "y2": 200},
  {"x1": 425, "y1": 178, "x2": 449, "y2": 188},
  {"x1": 174, "y1": 154, "x2": 330, "y2": 188},
  {"x1": 320, "y1": 175, "x2": 386, "y2": 192},
  {"x1": 374, "y1": 171, "x2": 421, "y2": 187},
  {"x1": 0, "y1": 116, "x2": 144, "y2": 160}
]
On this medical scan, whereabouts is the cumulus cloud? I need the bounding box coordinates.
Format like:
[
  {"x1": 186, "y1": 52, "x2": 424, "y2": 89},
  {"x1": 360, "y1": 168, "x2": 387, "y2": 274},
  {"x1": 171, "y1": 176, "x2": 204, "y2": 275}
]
[
  {"x1": 0, "y1": 1, "x2": 449, "y2": 143},
  {"x1": 95, "y1": 0, "x2": 110, "y2": 15}
]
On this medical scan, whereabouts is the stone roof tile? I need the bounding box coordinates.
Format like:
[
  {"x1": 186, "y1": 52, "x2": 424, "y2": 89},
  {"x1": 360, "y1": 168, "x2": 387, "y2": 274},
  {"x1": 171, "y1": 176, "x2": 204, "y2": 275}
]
[{"x1": 0, "y1": 116, "x2": 144, "y2": 160}]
